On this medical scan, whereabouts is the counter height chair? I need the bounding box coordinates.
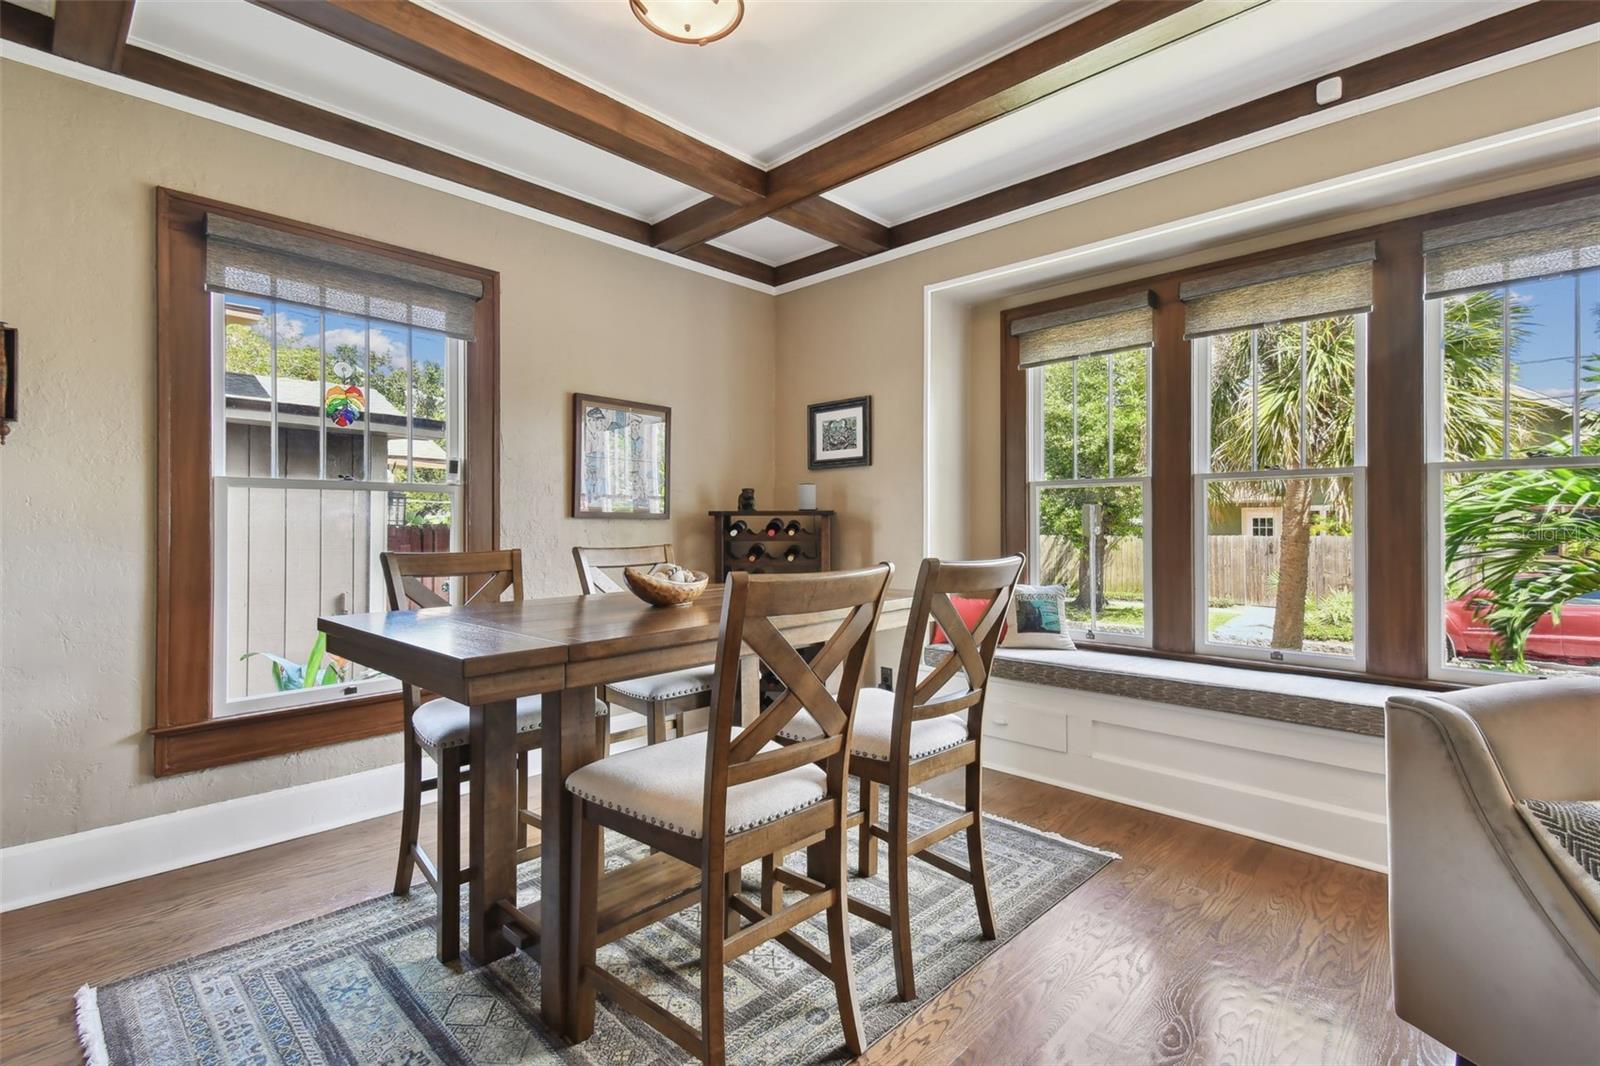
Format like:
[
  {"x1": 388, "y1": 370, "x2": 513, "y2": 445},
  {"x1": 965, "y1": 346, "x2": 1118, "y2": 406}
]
[
  {"x1": 381, "y1": 549, "x2": 550, "y2": 964},
  {"x1": 565, "y1": 564, "x2": 895, "y2": 1066},
  {"x1": 775, "y1": 554, "x2": 1024, "y2": 1001},
  {"x1": 574, "y1": 544, "x2": 715, "y2": 743}
]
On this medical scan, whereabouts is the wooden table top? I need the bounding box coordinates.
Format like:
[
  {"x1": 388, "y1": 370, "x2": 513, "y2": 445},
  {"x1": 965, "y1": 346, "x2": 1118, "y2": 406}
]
[{"x1": 320, "y1": 585, "x2": 914, "y2": 703}]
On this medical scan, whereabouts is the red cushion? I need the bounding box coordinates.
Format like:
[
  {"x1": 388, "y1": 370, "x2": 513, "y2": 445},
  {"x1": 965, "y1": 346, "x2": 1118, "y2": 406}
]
[{"x1": 931, "y1": 595, "x2": 1005, "y2": 645}]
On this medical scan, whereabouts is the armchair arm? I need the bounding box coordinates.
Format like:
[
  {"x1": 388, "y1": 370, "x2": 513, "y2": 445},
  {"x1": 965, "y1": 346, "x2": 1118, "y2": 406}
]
[{"x1": 1386, "y1": 690, "x2": 1600, "y2": 1065}]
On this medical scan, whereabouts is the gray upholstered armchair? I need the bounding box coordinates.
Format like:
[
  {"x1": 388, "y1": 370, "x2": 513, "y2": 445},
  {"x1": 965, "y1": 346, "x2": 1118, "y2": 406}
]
[{"x1": 1386, "y1": 678, "x2": 1600, "y2": 1065}]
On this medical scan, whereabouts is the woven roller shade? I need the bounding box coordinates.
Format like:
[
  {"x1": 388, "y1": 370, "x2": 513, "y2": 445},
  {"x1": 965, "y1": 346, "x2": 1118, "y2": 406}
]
[
  {"x1": 205, "y1": 215, "x2": 483, "y2": 340},
  {"x1": 1423, "y1": 193, "x2": 1600, "y2": 298},
  {"x1": 1013, "y1": 290, "x2": 1155, "y2": 368},
  {"x1": 1180, "y1": 242, "x2": 1375, "y2": 339}
]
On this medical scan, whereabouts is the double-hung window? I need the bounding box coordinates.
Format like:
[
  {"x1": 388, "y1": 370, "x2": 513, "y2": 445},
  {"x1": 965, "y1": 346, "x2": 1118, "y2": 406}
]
[
  {"x1": 1017, "y1": 291, "x2": 1154, "y2": 643},
  {"x1": 1423, "y1": 194, "x2": 1600, "y2": 680},
  {"x1": 1185, "y1": 244, "x2": 1373, "y2": 667},
  {"x1": 153, "y1": 192, "x2": 499, "y2": 776},
  {"x1": 206, "y1": 217, "x2": 479, "y2": 715}
]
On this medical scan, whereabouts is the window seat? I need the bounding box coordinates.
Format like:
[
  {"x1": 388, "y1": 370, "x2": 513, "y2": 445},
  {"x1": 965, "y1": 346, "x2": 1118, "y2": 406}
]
[{"x1": 925, "y1": 645, "x2": 1431, "y2": 737}]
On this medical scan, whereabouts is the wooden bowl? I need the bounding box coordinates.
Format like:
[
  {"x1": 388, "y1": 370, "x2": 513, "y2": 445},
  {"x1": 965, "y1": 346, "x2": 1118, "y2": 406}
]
[{"x1": 623, "y1": 565, "x2": 710, "y2": 607}]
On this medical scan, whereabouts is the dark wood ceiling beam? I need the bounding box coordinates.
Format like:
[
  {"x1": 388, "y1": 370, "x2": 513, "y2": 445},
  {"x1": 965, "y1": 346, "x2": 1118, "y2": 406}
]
[
  {"x1": 778, "y1": 0, "x2": 1600, "y2": 284},
  {"x1": 51, "y1": 0, "x2": 135, "y2": 70},
  {"x1": 774, "y1": 247, "x2": 864, "y2": 287},
  {"x1": 249, "y1": 0, "x2": 767, "y2": 207},
  {"x1": 0, "y1": 2, "x2": 776, "y2": 287},
  {"x1": 649, "y1": 195, "x2": 888, "y2": 257},
  {"x1": 654, "y1": 0, "x2": 1252, "y2": 252},
  {"x1": 675, "y1": 244, "x2": 777, "y2": 286},
  {"x1": 771, "y1": 199, "x2": 890, "y2": 256}
]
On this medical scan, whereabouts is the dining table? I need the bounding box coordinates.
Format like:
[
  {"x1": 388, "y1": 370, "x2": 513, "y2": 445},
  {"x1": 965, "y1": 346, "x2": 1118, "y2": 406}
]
[{"x1": 320, "y1": 582, "x2": 912, "y2": 1038}]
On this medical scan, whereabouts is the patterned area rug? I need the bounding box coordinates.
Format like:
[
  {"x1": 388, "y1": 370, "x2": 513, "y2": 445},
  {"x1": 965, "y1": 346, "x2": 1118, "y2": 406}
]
[{"x1": 78, "y1": 791, "x2": 1115, "y2": 1064}]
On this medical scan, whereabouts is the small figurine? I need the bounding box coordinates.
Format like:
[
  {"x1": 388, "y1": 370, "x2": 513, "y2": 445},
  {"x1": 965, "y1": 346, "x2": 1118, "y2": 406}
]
[{"x1": 738, "y1": 487, "x2": 756, "y2": 512}]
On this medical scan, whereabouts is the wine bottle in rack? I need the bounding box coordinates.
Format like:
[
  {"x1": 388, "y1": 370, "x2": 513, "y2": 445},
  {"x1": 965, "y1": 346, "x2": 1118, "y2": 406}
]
[
  {"x1": 783, "y1": 545, "x2": 802, "y2": 563},
  {"x1": 763, "y1": 518, "x2": 784, "y2": 538},
  {"x1": 727, "y1": 519, "x2": 749, "y2": 537},
  {"x1": 744, "y1": 544, "x2": 767, "y2": 563},
  {"x1": 783, "y1": 520, "x2": 803, "y2": 537}
]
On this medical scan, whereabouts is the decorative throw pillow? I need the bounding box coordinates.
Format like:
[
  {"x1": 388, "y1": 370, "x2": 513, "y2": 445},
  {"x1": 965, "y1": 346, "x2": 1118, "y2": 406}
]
[
  {"x1": 1001, "y1": 584, "x2": 1076, "y2": 650},
  {"x1": 931, "y1": 595, "x2": 1007, "y2": 645},
  {"x1": 1521, "y1": 798, "x2": 1600, "y2": 878}
]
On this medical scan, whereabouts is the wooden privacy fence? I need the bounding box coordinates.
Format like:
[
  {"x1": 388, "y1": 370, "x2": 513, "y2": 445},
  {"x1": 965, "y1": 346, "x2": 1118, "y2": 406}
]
[
  {"x1": 1040, "y1": 534, "x2": 1354, "y2": 605},
  {"x1": 387, "y1": 523, "x2": 451, "y2": 553}
]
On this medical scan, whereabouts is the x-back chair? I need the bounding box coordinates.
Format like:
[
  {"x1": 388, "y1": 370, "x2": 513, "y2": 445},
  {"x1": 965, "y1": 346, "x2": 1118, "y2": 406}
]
[
  {"x1": 573, "y1": 543, "x2": 715, "y2": 743},
  {"x1": 775, "y1": 554, "x2": 1024, "y2": 1001},
  {"x1": 381, "y1": 549, "x2": 549, "y2": 963},
  {"x1": 565, "y1": 564, "x2": 895, "y2": 1065}
]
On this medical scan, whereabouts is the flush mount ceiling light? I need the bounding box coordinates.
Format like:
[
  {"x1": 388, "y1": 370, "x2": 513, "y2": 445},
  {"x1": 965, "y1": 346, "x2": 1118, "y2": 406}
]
[{"x1": 630, "y1": 0, "x2": 744, "y2": 46}]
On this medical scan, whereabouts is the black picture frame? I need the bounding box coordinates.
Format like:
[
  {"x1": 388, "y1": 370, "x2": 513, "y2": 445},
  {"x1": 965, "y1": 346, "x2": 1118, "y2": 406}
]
[
  {"x1": 807, "y1": 395, "x2": 872, "y2": 470},
  {"x1": 0, "y1": 323, "x2": 15, "y2": 444}
]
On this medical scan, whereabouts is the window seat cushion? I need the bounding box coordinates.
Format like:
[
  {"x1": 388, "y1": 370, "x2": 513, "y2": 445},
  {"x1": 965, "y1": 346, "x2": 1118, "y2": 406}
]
[{"x1": 926, "y1": 645, "x2": 1434, "y2": 736}]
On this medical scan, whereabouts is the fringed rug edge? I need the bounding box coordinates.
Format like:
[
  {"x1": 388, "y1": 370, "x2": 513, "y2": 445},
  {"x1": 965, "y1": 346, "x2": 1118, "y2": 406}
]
[{"x1": 75, "y1": 983, "x2": 110, "y2": 1066}]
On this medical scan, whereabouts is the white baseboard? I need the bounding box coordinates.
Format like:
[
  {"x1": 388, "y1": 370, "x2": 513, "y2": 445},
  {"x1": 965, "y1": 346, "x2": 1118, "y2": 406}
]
[
  {"x1": 0, "y1": 691, "x2": 1377, "y2": 911},
  {"x1": 0, "y1": 762, "x2": 422, "y2": 911},
  {"x1": 0, "y1": 734, "x2": 656, "y2": 912}
]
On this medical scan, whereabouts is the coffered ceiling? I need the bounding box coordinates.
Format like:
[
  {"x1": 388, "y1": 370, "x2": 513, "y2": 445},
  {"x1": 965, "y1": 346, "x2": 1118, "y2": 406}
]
[{"x1": 3, "y1": 0, "x2": 1595, "y2": 289}]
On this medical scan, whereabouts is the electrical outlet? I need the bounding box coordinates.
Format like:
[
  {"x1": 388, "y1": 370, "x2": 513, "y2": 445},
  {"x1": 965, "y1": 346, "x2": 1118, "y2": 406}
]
[{"x1": 879, "y1": 666, "x2": 893, "y2": 690}]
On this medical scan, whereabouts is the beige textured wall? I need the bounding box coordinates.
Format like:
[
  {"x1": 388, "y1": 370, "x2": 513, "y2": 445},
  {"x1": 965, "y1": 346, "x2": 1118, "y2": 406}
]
[
  {"x1": 775, "y1": 46, "x2": 1600, "y2": 576},
  {"x1": 3, "y1": 44, "x2": 1598, "y2": 848},
  {"x1": 0, "y1": 60, "x2": 774, "y2": 845}
]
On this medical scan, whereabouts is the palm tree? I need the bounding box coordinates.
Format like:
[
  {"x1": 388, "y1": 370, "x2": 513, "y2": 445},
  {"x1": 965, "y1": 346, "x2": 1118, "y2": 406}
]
[
  {"x1": 1209, "y1": 316, "x2": 1356, "y2": 646},
  {"x1": 1207, "y1": 291, "x2": 1520, "y2": 649},
  {"x1": 1437, "y1": 291, "x2": 1600, "y2": 667},
  {"x1": 1444, "y1": 465, "x2": 1600, "y2": 667}
]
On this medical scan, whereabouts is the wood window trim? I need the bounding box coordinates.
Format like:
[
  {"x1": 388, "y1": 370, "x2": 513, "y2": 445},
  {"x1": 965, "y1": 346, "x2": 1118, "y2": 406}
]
[
  {"x1": 152, "y1": 188, "x2": 500, "y2": 776},
  {"x1": 1000, "y1": 176, "x2": 1600, "y2": 688}
]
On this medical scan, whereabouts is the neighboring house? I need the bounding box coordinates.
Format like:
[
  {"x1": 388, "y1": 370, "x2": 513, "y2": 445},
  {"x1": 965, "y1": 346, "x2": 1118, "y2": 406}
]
[{"x1": 221, "y1": 371, "x2": 447, "y2": 703}]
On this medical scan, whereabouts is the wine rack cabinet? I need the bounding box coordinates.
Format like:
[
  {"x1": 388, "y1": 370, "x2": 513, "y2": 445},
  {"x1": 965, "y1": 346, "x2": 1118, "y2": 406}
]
[{"x1": 709, "y1": 509, "x2": 834, "y2": 580}]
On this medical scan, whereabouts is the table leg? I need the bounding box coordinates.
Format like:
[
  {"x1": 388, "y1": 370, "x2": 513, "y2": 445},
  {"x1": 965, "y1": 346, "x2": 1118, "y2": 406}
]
[
  {"x1": 468, "y1": 699, "x2": 517, "y2": 965},
  {"x1": 540, "y1": 685, "x2": 600, "y2": 1038},
  {"x1": 738, "y1": 652, "x2": 761, "y2": 726}
]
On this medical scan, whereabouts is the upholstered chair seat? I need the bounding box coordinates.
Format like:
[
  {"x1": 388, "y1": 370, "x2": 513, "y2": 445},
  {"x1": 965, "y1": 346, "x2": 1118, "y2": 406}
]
[
  {"x1": 566, "y1": 731, "x2": 826, "y2": 838},
  {"x1": 410, "y1": 697, "x2": 645, "y2": 751},
  {"x1": 606, "y1": 664, "x2": 715, "y2": 702},
  {"x1": 779, "y1": 687, "x2": 969, "y2": 762},
  {"x1": 412, "y1": 695, "x2": 543, "y2": 750}
]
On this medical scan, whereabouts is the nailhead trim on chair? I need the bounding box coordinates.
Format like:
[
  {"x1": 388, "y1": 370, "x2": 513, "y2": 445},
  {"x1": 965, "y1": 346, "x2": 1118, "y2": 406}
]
[
  {"x1": 605, "y1": 674, "x2": 714, "y2": 701},
  {"x1": 776, "y1": 727, "x2": 969, "y2": 763},
  {"x1": 564, "y1": 785, "x2": 828, "y2": 839}
]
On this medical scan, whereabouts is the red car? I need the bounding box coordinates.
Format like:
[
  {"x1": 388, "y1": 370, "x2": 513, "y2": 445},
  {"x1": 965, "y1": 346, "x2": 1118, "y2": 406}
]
[{"x1": 1444, "y1": 589, "x2": 1600, "y2": 666}]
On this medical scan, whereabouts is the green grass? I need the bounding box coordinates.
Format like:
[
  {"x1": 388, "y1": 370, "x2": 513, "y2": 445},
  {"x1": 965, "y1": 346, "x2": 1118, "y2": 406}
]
[{"x1": 1206, "y1": 607, "x2": 1241, "y2": 630}]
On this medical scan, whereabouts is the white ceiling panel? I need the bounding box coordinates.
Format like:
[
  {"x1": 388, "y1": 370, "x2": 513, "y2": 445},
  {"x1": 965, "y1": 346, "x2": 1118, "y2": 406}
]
[
  {"x1": 129, "y1": 0, "x2": 704, "y2": 221},
  {"x1": 709, "y1": 218, "x2": 833, "y2": 266},
  {"x1": 828, "y1": 0, "x2": 1532, "y2": 225},
  {"x1": 431, "y1": 0, "x2": 1099, "y2": 165}
]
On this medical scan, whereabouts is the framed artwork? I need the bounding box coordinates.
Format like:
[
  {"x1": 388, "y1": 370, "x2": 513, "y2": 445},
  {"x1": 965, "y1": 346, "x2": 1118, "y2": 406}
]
[
  {"x1": 0, "y1": 323, "x2": 14, "y2": 445},
  {"x1": 572, "y1": 393, "x2": 671, "y2": 518},
  {"x1": 808, "y1": 395, "x2": 872, "y2": 469}
]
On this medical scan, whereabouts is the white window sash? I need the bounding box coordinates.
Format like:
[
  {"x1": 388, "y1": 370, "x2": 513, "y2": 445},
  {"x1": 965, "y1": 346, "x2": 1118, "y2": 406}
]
[
  {"x1": 209, "y1": 292, "x2": 469, "y2": 717},
  {"x1": 1025, "y1": 349, "x2": 1154, "y2": 647},
  {"x1": 1189, "y1": 319, "x2": 1369, "y2": 668}
]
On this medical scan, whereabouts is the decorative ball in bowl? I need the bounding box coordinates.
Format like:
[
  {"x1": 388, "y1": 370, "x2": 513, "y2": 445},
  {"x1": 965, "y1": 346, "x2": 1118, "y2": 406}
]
[{"x1": 624, "y1": 563, "x2": 710, "y2": 607}]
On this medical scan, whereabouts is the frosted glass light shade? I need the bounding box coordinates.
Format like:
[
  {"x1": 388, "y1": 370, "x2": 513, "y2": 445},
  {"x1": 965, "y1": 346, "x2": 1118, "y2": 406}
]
[{"x1": 630, "y1": 0, "x2": 744, "y2": 45}]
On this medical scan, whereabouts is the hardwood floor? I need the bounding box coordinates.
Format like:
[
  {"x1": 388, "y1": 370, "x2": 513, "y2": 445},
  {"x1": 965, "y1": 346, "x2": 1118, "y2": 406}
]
[{"x1": 0, "y1": 770, "x2": 1445, "y2": 1065}]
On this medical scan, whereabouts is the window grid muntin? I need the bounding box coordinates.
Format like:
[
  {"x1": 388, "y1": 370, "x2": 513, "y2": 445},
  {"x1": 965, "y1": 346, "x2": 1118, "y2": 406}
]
[
  {"x1": 1026, "y1": 345, "x2": 1153, "y2": 646},
  {"x1": 1424, "y1": 274, "x2": 1600, "y2": 683},
  {"x1": 1192, "y1": 315, "x2": 1368, "y2": 668},
  {"x1": 208, "y1": 292, "x2": 465, "y2": 715}
]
